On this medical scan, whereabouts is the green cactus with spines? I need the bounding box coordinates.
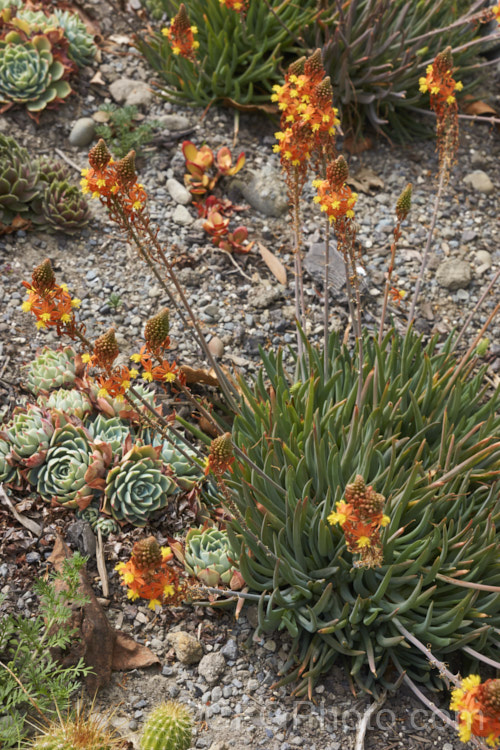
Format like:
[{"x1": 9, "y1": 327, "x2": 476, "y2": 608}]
[
  {"x1": 140, "y1": 701, "x2": 192, "y2": 750},
  {"x1": 31, "y1": 707, "x2": 122, "y2": 750}
]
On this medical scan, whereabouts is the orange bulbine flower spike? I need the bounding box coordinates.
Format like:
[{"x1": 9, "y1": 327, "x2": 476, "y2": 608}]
[
  {"x1": 115, "y1": 538, "x2": 183, "y2": 609},
  {"x1": 313, "y1": 156, "x2": 358, "y2": 224},
  {"x1": 161, "y1": 3, "x2": 199, "y2": 61},
  {"x1": 328, "y1": 475, "x2": 389, "y2": 568},
  {"x1": 493, "y1": 4, "x2": 500, "y2": 23},
  {"x1": 418, "y1": 47, "x2": 461, "y2": 173},
  {"x1": 450, "y1": 676, "x2": 500, "y2": 746},
  {"x1": 21, "y1": 259, "x2": 81, "y2": 334},
  {"x1": 205, "y1": 432, "x2": 234, "y2": 477},
  {"x1": 219, "y1": 0, "x2": 248, "y2": 13},
  {"x1": 81, "y1": 141, "x2": 147, "y2": 217}
]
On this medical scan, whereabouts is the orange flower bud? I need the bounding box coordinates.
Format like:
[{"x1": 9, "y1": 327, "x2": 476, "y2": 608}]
[
  {"x1": 176, "y1": 3, "x2": 191, "y2": 31},
  {"x1": 89, "y1": 139, "x2": 111, "y2": 170},
  {"x1": 328, "y1": 155, "x2": 349, "y2": 189},
  {"x1": 93, "y1": 327, "x2": 119, "y2": 368},
  {"x1": 115, "y1": 151, "x2": 137, "y2": 186},
  {"x1": 478, "y1": 679, "x2": 500, "y2": 718},
  {"x1": 132, "y1": 537, "x2": 162, "y2": 569},
  {"x1": 304, "y1": 48, "x2": 324, "y2": 77},
  {"x1": 145, "y1": 308, "x2": 170, "y2": 350},
  {"x1": 435, "y1": 46, "x2": 453, "y2": 73},
  {"x1": 288, "y1": 56, "x2": 305, "y2": 76},
  {"x1": 31, "y1": 258, "x2": 55, "y2": 293},
  {"x1": 314, "y1": 76, "x2": 333, "y2": 103}
]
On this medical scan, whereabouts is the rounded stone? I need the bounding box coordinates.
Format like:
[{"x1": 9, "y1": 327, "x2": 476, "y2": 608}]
[
  {"x1": 463, "y1": 170, "x2": 494, "y2": 194},
  {"x1": 435, "y1": 259, "x2": 472, "y2": 291},
  {"x1": 69, "y1": 117, "x2": 96, "y2": 147}
]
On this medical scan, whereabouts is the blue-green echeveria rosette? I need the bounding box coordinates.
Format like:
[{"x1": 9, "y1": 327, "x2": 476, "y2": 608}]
[
  {"x1": 28, "y1": 423, "x2": 95, "y2": 508},
  {"x1": 104, "y1": 443, "x2": 177, "y2": 527},
  {"x1": 0, "y1": 404, "x2": 54, "y2": 470},
  {"x1": 184, "y1": 526, "x2": 242, "y2": 587},
  {"x1": 0, "y1": 435, "x2": 17, "y2": 485},
  {"x1": 155, "y1": 432, "x2": 204, "y2": 490},
  {"x1": 0, "y1": 32, "x2": 72, "y2": 114},
  {"x1": 85, "y1": 414, "x2": 132, "y2": 456},
  {"x1": 52, "y1": 9, "x2": 97, "y2": 68},
  {"x1": 23, "y1": 345, "x2": 80, "y2": 395},
  {"x1": 38, "y1": 387, "x2": 92, "y2": 420}
]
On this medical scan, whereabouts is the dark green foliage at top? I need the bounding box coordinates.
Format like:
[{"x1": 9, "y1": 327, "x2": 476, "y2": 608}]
[
  {"x1": 0, "y1": 554, "x2": 92, "y2": 748},
  {"x1": 227, "y1": 328, "x2": 500, "y2": 696},
  {"x1": 135, "y1": 0, "x2": 317, "y2": 106},
  {"x1": 137, "y1": 0, "x2": 491, "y2": 137},
  {"x1": 311, "y1": 0, "x2": 491, "y2": 138}
]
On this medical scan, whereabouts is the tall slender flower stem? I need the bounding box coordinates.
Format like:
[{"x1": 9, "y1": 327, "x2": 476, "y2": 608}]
[
  {"x1": 407, "y1": 169, "x2": 446, "y2": 328},
  {"x1": 323, "y1": 217, "x2": 330, "y2": 380},
  {"x1": 113, "y1": 199, "x2": 240, "y2": 412},
  {"x1": 291, "y1": 168, "x2": 305, "y2": 358},
  {"x1": 451, "y1": 267, "x2": 500, "y2": 353}
]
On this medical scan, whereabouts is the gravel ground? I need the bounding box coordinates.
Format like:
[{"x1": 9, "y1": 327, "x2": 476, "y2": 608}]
[{"x1": 1, "y1": 9, "x2": 500, "y2": 750}]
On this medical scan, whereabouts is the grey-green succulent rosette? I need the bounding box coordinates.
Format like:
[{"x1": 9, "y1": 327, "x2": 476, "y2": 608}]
[
  {"x1": 0, "y1": 405, "x2": 54, "y2": 471},
  {"x1": 95, "y1": 383, "x2": 158, "y2": 420},
  {"x1": 104, "y1": 443, "x2": 177, "y2": 527},
  {"x1": 76, "y1": 505, "x2": 120, "y2": 537},
  {"x1": 0, "y1": 133, "x2": 40, "y2": 226},
  {"x1": 0, "y1": 435, "x2": 17, "y2": 485},
  {"x1": 38, "y1": 388, "x2": 92, "y2": 420},
  {"x1": 23, "y1": 346, "x2": 80, "y2": 395},
  {"x1": 155, "y1": 431, "x2": 204, "y2": 490},
  {"x1": 183, "y1": 526, "x2": 242, "y2": 588},
  {"x1": 35, "y1": 180, "x2": 90, "y2": 235},
  {"x1": 28, "y1": 423, "x2": 95, "y2": 508},
  {"x1": 52, "y1": 9, "x2": 96, "y2": 68},
  {"x1": 0, "y1": 32, "x2": 72, "y2": 116},
  {"x1": 85, "y1": 414, "x2": 133, "y2": 456}
]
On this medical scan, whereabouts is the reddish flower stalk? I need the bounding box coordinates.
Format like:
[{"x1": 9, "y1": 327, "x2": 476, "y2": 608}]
[{"x1": 408, "y1": 48, "x2": 461, "y2": 327}]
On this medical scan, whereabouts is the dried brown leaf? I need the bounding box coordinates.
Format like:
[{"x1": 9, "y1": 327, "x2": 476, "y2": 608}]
[{"x1": 258, "y1": 242, "x2": 287, "y2": 286}]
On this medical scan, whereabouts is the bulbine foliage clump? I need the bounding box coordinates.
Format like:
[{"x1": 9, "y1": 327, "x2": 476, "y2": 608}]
[
  {"x1": 136, "y1": 0, "x2": 499, "y2": 136},
  {"x1": 227, "y1": 329, "x2": 500, "y2": 696}
]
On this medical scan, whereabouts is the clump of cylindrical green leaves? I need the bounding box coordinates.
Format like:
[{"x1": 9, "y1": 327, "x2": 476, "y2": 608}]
[{"x1": 227, "y1": 328, "x2": 500, "y2": 697}]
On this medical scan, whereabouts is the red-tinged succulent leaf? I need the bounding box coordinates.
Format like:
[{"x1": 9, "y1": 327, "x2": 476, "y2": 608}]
[
  {"x1": 229, "y1": 151, "x2": 245, "y2": 175},
  {"x1": 182, "y1": 140, "x2": 198, "y2": 161},
  {"x1": 216, "y1": 146, "x2": 232, "y2": 173}
]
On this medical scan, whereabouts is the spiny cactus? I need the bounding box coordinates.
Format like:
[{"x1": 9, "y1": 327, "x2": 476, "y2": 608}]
[
  {"x1": 30, "y1": 707, "x2": 123, "y2": 750},
  {"x1": 23, "y1": 345, "x2": 79, "y2": 395},
  {"x1": 140, "y1": 701, "x2": 192, "y2": 750}
]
